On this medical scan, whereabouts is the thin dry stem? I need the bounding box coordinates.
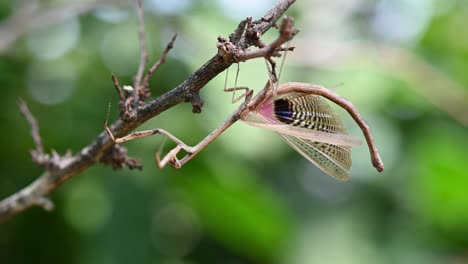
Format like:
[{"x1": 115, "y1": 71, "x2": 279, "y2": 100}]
[
  {"x1": 134, "y1": 0, "x2": 148, "y2": 98},
  {"x1": 142, "y1": 34, "x2": 177, "y2": 88},
  {"x1": 111, "y1": 74, "x2": 125, "y2": 101},
  {"x1": 18, "y1": 99, "x2": 44, "y2": 155}
]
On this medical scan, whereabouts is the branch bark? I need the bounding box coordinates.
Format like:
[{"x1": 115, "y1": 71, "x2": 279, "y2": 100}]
[{"x1": 0, "y1": 0, "x2": 297, "y2": 222}]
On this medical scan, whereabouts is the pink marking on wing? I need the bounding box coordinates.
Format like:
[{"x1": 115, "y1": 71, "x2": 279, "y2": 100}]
[{"x1": 256, "y1": 99, "x2": 279, "y2": 124}]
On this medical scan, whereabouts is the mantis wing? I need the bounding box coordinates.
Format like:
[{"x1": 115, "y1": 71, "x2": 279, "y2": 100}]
[
  {"x1": 241, "y1": 92, "x2": 358, "y2": 180},
  {"x1": 241, "y1": 121, "x2": 361, "y2": 147},
  {"x1": 278, "y1": 134, "x2": 351, "y2": 181}
]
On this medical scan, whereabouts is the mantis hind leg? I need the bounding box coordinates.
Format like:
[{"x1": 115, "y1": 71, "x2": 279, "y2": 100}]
[{"x1": 104, "y1": 120, "x2": 197, "y2": 169}]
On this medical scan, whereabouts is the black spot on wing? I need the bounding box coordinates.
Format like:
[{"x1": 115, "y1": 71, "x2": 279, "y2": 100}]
[{"x1": 274, "y1": 98, "x2": 294, "y2": 124}]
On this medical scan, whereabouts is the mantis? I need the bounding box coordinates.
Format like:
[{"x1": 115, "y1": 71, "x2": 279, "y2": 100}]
[{"x1": 105, "y1": 74, "x2": 384, "y2": 181}]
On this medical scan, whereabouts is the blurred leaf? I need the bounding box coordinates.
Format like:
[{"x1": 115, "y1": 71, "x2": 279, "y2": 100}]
[
  {"x1": 173, "y1": 159, "x2": 292, "y2": 261},
  {"x1": 407, "y1": 120, "x2": 468, "y2": 246}
]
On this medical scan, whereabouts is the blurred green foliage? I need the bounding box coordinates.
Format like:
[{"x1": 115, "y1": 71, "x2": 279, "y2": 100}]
[{"x1": 1, "y1": 1, "x2": 468, "y2": 264}]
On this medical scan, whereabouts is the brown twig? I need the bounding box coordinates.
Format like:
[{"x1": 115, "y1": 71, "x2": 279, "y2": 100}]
[
  {"x1": 229, "y1": 17, "x2": 250, "y2": 44},
  {"x1": 0, "y1": 0, "x2": 297, "y2": 222},
  {"x1": 141, "y1": 34, "x2": 177, "y2": 89},
  {"x1": 133, "y1": 0, "x2": 147, "y2": 97},
  {"x1": 18, "y1": 99, "x2": 44, "y2": 155},
  {"x1": 112, "y1": 74, "x2": 134, "y2": 118},
  {"x1": 111, "y1": 74, "x2": 125, "y2": 101}
]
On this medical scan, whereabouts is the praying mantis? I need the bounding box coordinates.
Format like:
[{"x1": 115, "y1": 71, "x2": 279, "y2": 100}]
[{"x1": 105, "y1": 70, "x2": 384, "y2": 181}]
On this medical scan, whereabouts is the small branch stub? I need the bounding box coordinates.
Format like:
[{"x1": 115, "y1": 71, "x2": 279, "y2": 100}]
[{"x1": 100, "y1": 144, "x2": 142, "y2": 170}]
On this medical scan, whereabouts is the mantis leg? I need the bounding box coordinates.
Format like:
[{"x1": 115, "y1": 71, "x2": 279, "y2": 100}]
[
  {"x1": 104, "y1": 122, "x2": 196, "y2": 168},
  {"x1": 224, "y1": 86, "x2": 251, "y2": 103},
  {"x1": 104, "y1": 90, "x2": 253, "y2": 169}
]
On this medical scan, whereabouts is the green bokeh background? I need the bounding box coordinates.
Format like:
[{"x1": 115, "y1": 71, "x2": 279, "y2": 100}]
[{"x1": 1, "y1": 1, "x2": 468, "y2": 263}]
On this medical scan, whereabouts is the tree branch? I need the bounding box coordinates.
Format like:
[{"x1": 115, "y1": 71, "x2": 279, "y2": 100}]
[{"x1": 0, "y1": 0, "x2": 297, "y2": 222}]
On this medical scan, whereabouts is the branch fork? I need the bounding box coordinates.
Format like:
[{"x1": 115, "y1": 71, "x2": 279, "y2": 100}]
[{"x1": 217, "y1": 16, "x2": 298, "y2": 67}]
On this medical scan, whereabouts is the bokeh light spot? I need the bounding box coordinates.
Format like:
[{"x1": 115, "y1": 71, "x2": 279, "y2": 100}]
[
  {"x1": 27, "y1": 58, "x2": 77, "y2": 105},
  {"x1": 26, "y1": 17, "x2": 80, "y2": 60},
  {"x1": 217, "y1": 0, "x2": 274, "y2": 21},
  {"x1": 94, "y1": 5, "x2": 130, "y2": 23},
  {"x1": 372, "y1": 0, "x2": 434, "y2": 43},
  {"x1": 100, "y1": 23, "x2": 141, "y2": 75},
  {"x1": 152, "y1": 202, "x2": 201, "y2": 257},
  {"x1": 63, "y1": 179, "x2": 112, "y2": 234},
  {"x1": 147, "y1": 0, "x2": 192, "y2": 15}
]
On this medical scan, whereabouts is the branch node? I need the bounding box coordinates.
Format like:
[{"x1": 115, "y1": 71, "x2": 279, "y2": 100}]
[
  {"x1": 217, "y1": 38, "x2": 236, "y2": 62},
  {"x1": 17, "y1": 99, "x2": 72, "y2": 170},
  {"x1": 217, "y1": 15, "x2": 299, "y2": 68},
  {"x1": 188, "y1": 92, "x2": 204, "y2": 114},
  {"x1": 279, "y1": 16, "x2": 299, "y2": 40},
  {"x1": 122, "y1": 97, "x2": 137, "y2": 121},
  {"x1": 229, "y1": 17, "x2": 251, "y2": 44},
  {"x1": 35, "y1": 197, "x2": 54, "y2": 211},
  {"x1": 100, "y1": 144, "x2": 142, "y2": 170}
]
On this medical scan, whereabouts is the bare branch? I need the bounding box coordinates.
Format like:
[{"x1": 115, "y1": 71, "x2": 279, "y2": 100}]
[
  {"x1": 111, "y1": 74, "x2": 125, "y2": 101},
  {"x1": 134, "y1": 0, "x2": 147, "y2": 95},
  {"x1": 0, "y1": 0, "x2": 297, "y2": 222},
  {"x1": 18, "y1": 99, "x2": 44, "y2": 155},
  {"x1": 141, "y1": 34, "x2": 177, "y2": 91},
  {"x1": 0, "y1": 172, "x2": 55, "y2": 219}
]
